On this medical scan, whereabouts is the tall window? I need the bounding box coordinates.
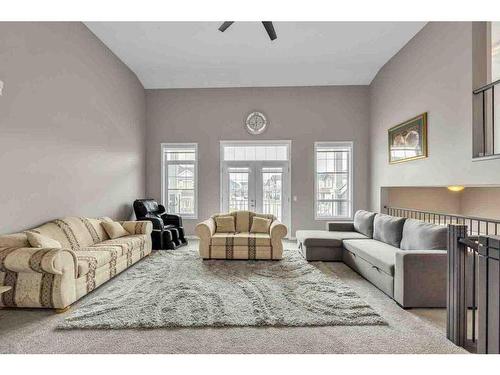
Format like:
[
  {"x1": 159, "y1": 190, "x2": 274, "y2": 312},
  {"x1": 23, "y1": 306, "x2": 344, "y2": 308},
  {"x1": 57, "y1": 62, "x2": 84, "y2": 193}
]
[
  {"x1": 489, "y1": 22, "x2": 500, "y2": 82},
  {"x1": 162, "y1": 143, "x2": 198, "y2": 219},
  {"x1": 473, "y1": 22, "x2": 500, "y2": 158},
  {"x1": 314, "y1": 142, "x2": 353, "y2": 220}
]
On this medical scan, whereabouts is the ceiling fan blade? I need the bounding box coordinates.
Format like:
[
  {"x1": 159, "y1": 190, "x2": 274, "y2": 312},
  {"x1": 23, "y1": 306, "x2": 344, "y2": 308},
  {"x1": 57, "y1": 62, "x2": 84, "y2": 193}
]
[
  {"x1": 218, "y1": 21, "x2": 234, "y2": 32},
  {"x1": 262, "y1": 21, "x2": 277, "y2": 41}
]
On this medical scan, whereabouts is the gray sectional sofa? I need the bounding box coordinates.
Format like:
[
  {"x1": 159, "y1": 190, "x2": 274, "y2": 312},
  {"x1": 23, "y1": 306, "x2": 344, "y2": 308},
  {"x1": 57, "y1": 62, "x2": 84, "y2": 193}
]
[{"x1": 296, "y1": 210, "x2": 448, "y2": 308}]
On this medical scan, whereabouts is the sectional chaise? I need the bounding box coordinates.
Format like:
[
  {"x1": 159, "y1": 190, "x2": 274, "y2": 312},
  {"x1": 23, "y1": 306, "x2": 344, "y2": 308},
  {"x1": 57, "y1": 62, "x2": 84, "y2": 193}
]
[{"x1": 296, "y1": 210, "x2": 448, "y2": 308}]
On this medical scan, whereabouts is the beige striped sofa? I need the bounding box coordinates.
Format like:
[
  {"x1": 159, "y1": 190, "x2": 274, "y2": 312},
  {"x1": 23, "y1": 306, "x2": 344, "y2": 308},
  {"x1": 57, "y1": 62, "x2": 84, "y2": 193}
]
[
  {"x1": 0, "y1": 217, "x2": 152, "y2": 311},
  {"x1": 195, "y1": 211, "x2": 287, "y2": 260}
]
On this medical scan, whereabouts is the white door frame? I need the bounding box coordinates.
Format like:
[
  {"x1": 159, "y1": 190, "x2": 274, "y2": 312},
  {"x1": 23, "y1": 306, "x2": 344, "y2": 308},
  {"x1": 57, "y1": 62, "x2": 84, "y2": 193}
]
[{"x1": 219, "y1": 140, "x2": 292, "y2": 231}]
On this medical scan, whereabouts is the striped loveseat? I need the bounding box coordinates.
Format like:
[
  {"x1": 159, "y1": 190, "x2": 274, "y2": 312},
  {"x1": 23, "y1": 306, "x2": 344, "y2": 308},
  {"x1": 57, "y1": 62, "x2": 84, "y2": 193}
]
[
  {"x1": 0, "y1": 217, "x2": 152, "y2": 311},
  {"x1": 195, "y1": 211, "x2": 287, "y2": 260}
]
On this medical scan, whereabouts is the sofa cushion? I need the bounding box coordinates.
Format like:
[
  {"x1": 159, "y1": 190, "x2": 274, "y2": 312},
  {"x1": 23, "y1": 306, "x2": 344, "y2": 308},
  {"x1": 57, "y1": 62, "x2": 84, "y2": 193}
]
[
  {"x1": 373, "y1": 214, "x2": 406, "y2": 248},
  {"x1": 211, "y1": 232, "x2": 271, "y2": 246},
  {"x1": 250, "y1": 217, "x2": 272, "y2": 233},
  {"x1": 26, "y1": 232, "x2": 62, "y2": 249},
  {"x1": 215, "y1": 216, "x2": 236, "y2": 233},
  {"x1": 353, "y1": 210, "x2": 377, "y2": 238},
  {"x1": 32, "y1": 217, "x2": 107, "y2": 250},
  {"x1": 343, "y1": 239, "x2": 398, "y2": 275},
  {"x1": 76, "y1": 250, "x2": 112, "y2": 277},
  {"x1": 92, "y1": 235, "x2": 147, "y2": 257},
  {"x1": 296, "y1": 230, "x2": 368, "y2": 248},
  {"x1": 400, "y1": 219, "x2": 447, "y2": 250}
]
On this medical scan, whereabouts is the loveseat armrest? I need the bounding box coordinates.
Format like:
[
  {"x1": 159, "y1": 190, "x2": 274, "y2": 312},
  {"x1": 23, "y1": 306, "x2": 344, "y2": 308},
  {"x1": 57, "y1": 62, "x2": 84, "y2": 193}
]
[
  {"x1": 195, "y1": 218, "x2": 216, "y2": 259},
  {"x1": 270, "y1": 220, "x2": 287, "y2": 239},
  {"x1": 270, "y1": 220, "x2": 287, "y2": 260},
  {"x1": 0, "y1": 246, "x2": 78, "y2": 278},
  {"x1": 328, "y1": 222, "x2": 355, "y2": 232},
  {"x1": 195, "y1": 218, "x2": 216, "y2": 238},
  {"x1": 394, "y1": 249, "x2": 447, "y2": 308},
  {"x1": 121, "y1": 220, "x2": 153, "y2": 235}
]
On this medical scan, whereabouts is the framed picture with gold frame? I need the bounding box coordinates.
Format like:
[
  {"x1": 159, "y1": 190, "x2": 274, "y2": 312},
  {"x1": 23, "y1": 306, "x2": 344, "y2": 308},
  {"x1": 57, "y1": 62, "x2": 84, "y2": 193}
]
[{"x1": 388, "y1": 113, "x2": 428, "y2": 164}]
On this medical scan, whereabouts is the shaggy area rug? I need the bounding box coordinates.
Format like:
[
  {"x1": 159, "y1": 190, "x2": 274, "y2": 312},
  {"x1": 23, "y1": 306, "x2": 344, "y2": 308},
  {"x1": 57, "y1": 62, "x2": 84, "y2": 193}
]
[{"x1": 58, "y1": 246, "x2": 386, "y2": 329}]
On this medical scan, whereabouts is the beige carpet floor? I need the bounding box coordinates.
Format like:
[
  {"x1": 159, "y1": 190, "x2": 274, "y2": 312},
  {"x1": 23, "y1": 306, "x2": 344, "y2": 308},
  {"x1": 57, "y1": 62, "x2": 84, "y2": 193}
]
[{"x1": 0, "y1": 240, "x2": 466, "y2": 354}]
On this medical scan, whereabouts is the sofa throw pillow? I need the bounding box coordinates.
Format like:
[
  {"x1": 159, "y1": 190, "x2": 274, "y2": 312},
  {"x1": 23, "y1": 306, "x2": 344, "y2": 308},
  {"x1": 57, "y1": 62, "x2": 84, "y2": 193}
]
[
  {"x1": 26, "y1": 232, "x2": 62, "y2": 249},
  {"x1": 250, "y1": 217, "x2": 272, "y2": 234},
  {"x1": 373, "y1": 214, "x2": 406, "y2": 248},
  {"x1": 353, "y1": 210, "x2": 377, "y2": 237},
  {"x1": 102, "y1": 222, "x2": 130, "y2": 239},
  {"x1": 215, "y1": 216, "x2": 236, "y2": 233},
  {"x1": 400, "y1": 219, "x2": 447, "y2": 250},
  {"x1": 0, "y1": 233, "x2": 30, "y2": 248}
]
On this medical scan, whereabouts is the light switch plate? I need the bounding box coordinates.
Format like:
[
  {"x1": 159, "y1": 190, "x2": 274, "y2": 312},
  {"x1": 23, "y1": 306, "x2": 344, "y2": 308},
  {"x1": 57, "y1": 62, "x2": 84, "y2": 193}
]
[{"x1": 0, "y1": 80, "x2": 3, "y2": 95}]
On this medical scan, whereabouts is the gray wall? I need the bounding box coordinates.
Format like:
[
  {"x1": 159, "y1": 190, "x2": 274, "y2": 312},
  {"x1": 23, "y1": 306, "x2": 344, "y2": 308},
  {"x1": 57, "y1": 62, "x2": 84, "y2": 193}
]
[
  {"x1": 383, "y1": 187, "x2": 462, "y2": 215},
  {"x1": 0, "y1": 23, "x2": 146, "y2": 233},
  {"x1": 146, "y1": 86, "x2": 370, "y2": 235},
  {"x1": 369, "y1": 22, "x2": 500, "y2": 212}
]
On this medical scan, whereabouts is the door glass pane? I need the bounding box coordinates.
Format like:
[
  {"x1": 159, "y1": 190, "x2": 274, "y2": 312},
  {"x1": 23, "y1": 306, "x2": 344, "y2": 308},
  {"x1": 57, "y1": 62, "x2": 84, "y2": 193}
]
[
  {"x1": 229, "y1": 172, "x2": 249, "y2": 212},
  {"x1": 262, "y1": 170, "x2": 282, "y2": 221}
]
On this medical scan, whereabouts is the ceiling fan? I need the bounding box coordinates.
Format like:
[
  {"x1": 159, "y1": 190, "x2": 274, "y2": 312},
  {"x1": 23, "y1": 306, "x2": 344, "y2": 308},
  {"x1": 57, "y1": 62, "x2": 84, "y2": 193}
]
[{"x1": 218, "y1": 21, "x2": 277, "y2": 41}]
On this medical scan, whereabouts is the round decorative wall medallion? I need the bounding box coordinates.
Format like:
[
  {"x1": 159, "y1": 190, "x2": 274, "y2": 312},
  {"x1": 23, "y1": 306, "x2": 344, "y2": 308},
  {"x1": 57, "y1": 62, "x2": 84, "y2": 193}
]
[{"x1": 245, "y1": 111, "x2": 267, "y2": 135}]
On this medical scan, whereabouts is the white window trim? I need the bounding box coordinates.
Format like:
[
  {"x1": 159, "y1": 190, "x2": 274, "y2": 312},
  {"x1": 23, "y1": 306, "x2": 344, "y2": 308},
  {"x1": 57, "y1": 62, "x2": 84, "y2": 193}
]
[
  {"x1": 314, "y1": 141, "x2": 354, "y2": 221},
  {"x1": 161, "y1": 143, "x2": 198, "y2": 220}
]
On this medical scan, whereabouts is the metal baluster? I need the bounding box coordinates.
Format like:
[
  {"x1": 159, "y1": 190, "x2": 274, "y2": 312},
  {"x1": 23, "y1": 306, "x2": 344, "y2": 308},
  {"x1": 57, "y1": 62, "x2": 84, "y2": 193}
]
[
  {"x1": 473, "y1": 247, "x2": 476, "y2": 343},
  {"x1": 493, "y1": 86, "x2": 495, "y2": 155},
  {"x1": 483, "y1": 91, "x2": 486, "y2": 155}
]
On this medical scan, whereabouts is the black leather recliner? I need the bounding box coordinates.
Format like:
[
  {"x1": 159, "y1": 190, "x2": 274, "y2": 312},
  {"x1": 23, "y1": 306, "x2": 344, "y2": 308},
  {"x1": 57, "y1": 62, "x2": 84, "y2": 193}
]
[{"x1": 133, "y1": 199, "x2": 187, "y2": 250}]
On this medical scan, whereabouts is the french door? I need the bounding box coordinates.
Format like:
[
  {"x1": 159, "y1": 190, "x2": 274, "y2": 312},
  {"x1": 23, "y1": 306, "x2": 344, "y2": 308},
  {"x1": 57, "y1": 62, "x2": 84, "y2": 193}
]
[{"x1": 220, "y1": 141, "x2": 291, "y2": 230}]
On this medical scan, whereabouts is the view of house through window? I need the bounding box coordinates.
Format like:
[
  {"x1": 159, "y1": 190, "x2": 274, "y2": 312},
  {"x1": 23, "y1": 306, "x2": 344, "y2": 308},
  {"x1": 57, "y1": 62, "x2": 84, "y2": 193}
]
[
  {"x1": 315, "y1": 142, "x2": 353, "y2": 219},
  {"x1": 162, "y1": 144, "x2": 198, "y2": 218},
  {"x1": 228, "y1": 168, "x2": 250, "y2": 212}
]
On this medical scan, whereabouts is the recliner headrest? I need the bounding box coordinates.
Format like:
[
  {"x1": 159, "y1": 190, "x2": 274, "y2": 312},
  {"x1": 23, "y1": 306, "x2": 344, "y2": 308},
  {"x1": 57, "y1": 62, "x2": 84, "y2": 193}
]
[{"x1": 134, "y1": 199, "x2": 160, "y2": 217}]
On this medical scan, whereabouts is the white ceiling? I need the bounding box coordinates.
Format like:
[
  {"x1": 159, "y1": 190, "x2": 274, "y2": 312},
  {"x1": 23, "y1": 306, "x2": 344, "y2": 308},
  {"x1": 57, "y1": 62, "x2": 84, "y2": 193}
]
[{"x1": 85, "y1": 22, "x2": 426, "y2": 89}]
